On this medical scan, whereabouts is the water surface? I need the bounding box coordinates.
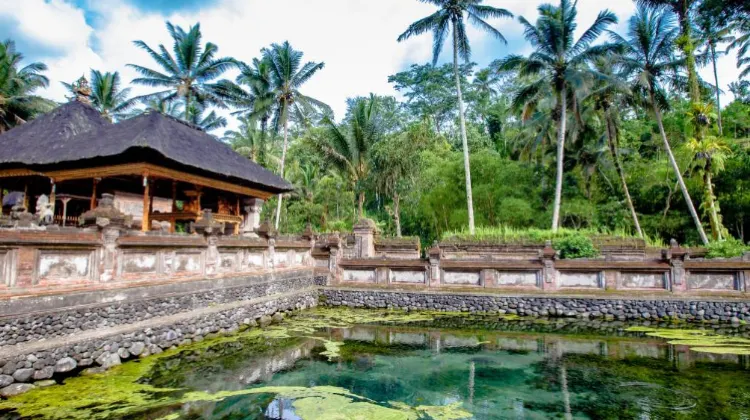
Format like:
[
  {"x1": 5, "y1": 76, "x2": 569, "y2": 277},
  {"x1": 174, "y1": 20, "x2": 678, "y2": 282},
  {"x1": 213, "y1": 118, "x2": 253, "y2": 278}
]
[{"x1": 3, "y1": 309, "x2": 750, "y2": 419}]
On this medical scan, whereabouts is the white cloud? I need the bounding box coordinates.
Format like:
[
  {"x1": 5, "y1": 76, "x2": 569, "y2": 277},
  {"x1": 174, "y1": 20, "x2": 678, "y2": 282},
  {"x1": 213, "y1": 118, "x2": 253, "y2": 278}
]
[{"x1": 0, "y1": 0, "x2": 744, "y2": 132}]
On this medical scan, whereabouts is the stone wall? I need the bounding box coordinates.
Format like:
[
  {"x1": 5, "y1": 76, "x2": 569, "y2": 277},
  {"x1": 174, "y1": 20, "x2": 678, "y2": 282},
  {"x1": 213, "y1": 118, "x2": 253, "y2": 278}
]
[
  {"x1": 0, "y1": 269, "x2": 322, "y2": 396},
  {"x1": 320, "y1": 288, "x2": 750, "y2": 323}
]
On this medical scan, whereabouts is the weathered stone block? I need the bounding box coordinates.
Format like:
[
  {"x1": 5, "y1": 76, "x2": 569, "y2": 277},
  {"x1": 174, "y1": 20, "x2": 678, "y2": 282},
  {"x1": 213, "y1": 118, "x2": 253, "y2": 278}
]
[
  {"x1": 620, "y1": 272, "x2": 667, "y2": 289},
  {"x1": 389, "y1": 270, "x2": 425, "y2": 284},
  {"x1": 558, "y1": 271, "x2": 602, "y2": 288},
  {"x1": 442, "y1": 271, "x2": 480, "y2": 286},
  {"x1": 688, "y1": 272, "x2": 738, "y2": 291}
]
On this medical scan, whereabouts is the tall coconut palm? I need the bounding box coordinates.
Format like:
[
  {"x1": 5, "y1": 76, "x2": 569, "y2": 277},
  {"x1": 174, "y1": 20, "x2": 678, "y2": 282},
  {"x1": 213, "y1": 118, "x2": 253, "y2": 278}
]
[
  {"x1": 0, "y1": 40, "x2": 54, "y2": 132},
  {"x1": 728, "y1": 19, "x2": 750, "y2": 81},
  {"x1": 686, "y1": 135, "x2": 731, "y2": 240},
  {"x1": 215, "y1": 57, "x2": 275, "y2": 166},
  {"x1": 397, "y1": 0, "x2": 513, "y2": 235},
  {"x1": 224, "y1": 116, "x2": 263, "y2": 163},
  {"x1": 62, "y1": 70, "x2": 136, "y2": 121},
  {"x1": 636, "y1": 0, "x2": 701, "y2": 102},
  {"x1": 587, "y1": 57, "x2": 644, "y2": 237},
  {"x1": 611, "y1": 7, "x2": 710, "y2": 244},
  {"x1": 311, "y1": 95, "x2": 382, "y2": 218},
  {"x1": 262, "y1": 41, "x2": 330, "y2": 229},
  {"x1": 696, "y1": 14, "x2": 732, "y2": 135},
  {"x1": 128, "y1": 22, "x2": 236, "y2": 120},
  {"x1": 496, "y1": 0, "x2": 618, "y2": 230},
  {"x1": 184, "y1": 103, "x2": 227, "y2": 132}
]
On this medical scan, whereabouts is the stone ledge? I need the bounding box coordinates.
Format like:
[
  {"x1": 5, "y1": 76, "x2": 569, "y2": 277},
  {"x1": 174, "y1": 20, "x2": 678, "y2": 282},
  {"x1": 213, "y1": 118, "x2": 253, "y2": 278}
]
[{"x1": 320, "y1": 287, "x2": 750, "y2": 322}]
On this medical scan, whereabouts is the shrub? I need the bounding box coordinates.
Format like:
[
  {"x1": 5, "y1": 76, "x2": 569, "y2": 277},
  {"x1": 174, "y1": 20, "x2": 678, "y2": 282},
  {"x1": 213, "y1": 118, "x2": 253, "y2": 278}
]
[
  {"x1": 553, "y1": 235, "x2": 599, "y2": 259},
  {"x1": 705, "y1": 238, "x2": 750, "y2": 258}
]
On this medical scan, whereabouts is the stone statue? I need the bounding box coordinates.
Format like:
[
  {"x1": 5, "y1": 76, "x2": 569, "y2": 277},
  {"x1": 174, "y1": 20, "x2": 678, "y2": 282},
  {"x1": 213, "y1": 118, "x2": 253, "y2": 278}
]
[
  {"x1": 10, "y1": 195, "x2": 33, "y2": 228},
  {"x1": 35, "y1": 194, "x2": 54, "y2": 225}
]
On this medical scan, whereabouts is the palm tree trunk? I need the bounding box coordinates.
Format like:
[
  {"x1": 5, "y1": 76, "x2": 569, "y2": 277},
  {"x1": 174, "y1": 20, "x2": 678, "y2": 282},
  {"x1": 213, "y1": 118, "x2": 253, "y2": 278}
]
[
  {"x1": 358, "y1": 191, "x2": 364, "y2": 218},
  {"x1": 704, "y1": 160, "x2": 722, "y2": 241},
  {"x1": 678, "y1": 8, "x2": 700, "y2": 103},
  {"x1": 184, "y1": 93, "x2": 191, "y2": 120},
  {"x1": 259, "y1": 117, "x2": 268, "y2": 167},
  {"x1": 274, "y1": 117, "x2": 289, "y2": 230},
  {"x1": 452, "y1": 20, "x2": 475, "y2": 235},
  {"x1": 711, "y1": 45, "x2": 723, "y2": 136},
  {"x1": 551, "y1": 86, "x2": 566, "y2": 231},
  {"x1": 394, "y1": 192, "x2": 401, "y2": 237},
  {"x1": 650, "y1": 89, "x2": 710, "y2": 245},
  {"x1": 605, "y1": 110, "x2": 643, "y2": 238}
]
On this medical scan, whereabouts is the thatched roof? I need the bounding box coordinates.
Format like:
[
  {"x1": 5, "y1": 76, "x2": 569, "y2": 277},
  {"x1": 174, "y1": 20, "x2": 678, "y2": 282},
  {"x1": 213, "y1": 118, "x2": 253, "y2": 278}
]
[
  {"x1": 0, "y1": 101, "x2": 292, "y2": 193},
  {"x1": 0, "y1": 101, "x2": 110, "y2": 164}
]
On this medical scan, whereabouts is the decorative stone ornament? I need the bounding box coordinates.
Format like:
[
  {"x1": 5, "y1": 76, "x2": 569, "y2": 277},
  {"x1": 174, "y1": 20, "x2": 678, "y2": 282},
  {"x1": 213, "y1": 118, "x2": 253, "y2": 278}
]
[{"x1": 80, "y1": 193, "x2": 128, "y2": 228}]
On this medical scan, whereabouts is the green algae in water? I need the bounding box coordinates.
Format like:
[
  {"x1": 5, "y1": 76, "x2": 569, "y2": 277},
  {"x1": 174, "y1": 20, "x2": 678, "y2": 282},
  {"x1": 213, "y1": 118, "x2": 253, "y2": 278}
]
[
  {"x1": 625, "y1": 326, "x2": 750, "y2": 355},
  {"x1": 5, "y1": 309, "x2": 750, "y2": 419}
]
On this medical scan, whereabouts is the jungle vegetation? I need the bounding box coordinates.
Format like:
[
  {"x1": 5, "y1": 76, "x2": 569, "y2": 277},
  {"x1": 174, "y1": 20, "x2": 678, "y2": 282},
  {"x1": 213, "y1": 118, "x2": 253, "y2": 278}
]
[{"x1": 1, "y1": 0, "x2": 750, "y2": 249}]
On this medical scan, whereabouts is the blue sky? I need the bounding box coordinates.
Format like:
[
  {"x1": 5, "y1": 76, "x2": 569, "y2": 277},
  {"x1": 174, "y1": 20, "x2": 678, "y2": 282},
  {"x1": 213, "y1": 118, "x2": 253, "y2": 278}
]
[{"x1": 0, "y1": 0, "x2": 742, "y2": 133}]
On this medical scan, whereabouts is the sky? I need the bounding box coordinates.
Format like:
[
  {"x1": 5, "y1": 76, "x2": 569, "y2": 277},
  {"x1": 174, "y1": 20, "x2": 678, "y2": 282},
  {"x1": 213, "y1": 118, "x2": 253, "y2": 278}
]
[{"x1": 0, "y1": 0, "x2": 743, "y2": 133}]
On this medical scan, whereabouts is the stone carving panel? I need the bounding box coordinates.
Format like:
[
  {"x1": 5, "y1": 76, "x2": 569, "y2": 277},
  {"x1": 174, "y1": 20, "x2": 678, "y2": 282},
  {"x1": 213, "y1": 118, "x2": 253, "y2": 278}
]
[
  {"x1": 218, "y1": 252, "x2": 238, "y2": 273},
  {"x1": 442, "y1": 270, "x2": 481, "y2": 286},
  {"x1": 620, "y1": 272, "x2": 666, "y2": 289},
  {"x1": 495, "y1": 271, "x2": 540, "y2": 287},
  {"x1": 687, "y1": 272, "x2": 737, "y2": 291},
  {"x1": 273, "y1": 250, "x2": 289, "y2": 268},
  {"x1": 342, "y1": 269, "x2": 376, "y2": 283},
  {"x1": 389, "y1": 270, "x2": 425, "y2": 284},
  {"x1": 246, "y1": 251, "x2": 265, "y2": 269},
  {"x1": 558, "y1": 271, "x2": 602, "y2": 288},
  {"x1": 173, "y1": 252, "x2": 202, "y2": 273},
  {"x1": 121, "y1": 253, "x2": 158, "y2": 274},
  {"x1": 37, "y1": 252, "x2": 91, "y2": 283}
]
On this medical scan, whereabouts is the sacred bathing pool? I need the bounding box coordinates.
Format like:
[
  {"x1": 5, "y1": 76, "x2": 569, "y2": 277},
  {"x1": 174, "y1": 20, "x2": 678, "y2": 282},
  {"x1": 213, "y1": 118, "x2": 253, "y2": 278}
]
[{"x1": 0, "y1": 97, "x2": 749, "y2": 418}]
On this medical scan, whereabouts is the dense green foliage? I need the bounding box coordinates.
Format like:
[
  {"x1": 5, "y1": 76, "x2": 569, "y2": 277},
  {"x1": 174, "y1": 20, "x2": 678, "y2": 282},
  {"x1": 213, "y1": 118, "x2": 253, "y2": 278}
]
[{"x1": 4, "y1": 0, "x2": 750, "y2": 251}]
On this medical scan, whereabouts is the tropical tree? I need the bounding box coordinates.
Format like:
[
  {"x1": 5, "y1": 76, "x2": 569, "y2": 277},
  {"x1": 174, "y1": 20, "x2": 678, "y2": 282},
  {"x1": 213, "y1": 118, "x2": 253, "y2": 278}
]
[
  {"x1": 636, "y1": 0, "x2": 701, "y2": 103},
  {"x1": 728, "y1": 19, "x2": 750, "y2": 80},
  {"x1": 310, "y1": 95, "x2": 382, "y2": 218},
  {"x1": 0, "y1": 40, "x2": 54, "y2": 132},
  {"x1": 496, "y1": 0, "x2": 618, "y2": 231},
  {"x1": 63, "y1": 70, "x2": 136, "y2": 121},
  {"x1": 128, "y1": 22, "x2": 236, "y2": 120},
  {"x1": 261, "y1": 41, "x2": 330, "y2": 229},
  {"x1": 224, "y1": 116, "x2": 264, "y2": 163},
  {"x1": 686, "y1": 135, "x2": 731, "y2": 240},
  {"x1": 587, "y1": 57, "x2": 644, "y2": 237},
  {"x1": 397, "y1": 0, "x2": 514, "y2": 235},
  {"x1": 184, "y1": 104, "x2": 227, "y2": 132},
  {"x1": 611, "y1": 6, "x2": 710, "y2": 244},
  {"x1": 696, "y1": 14, "x2": 732, "y2": 135}
]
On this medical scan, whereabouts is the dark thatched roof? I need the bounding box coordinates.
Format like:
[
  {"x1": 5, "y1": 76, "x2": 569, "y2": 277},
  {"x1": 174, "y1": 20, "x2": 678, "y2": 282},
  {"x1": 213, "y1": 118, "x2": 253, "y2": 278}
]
[
  {"x1": 0, "y1": 101, "x2": 110, "y2": 163},
  {"x1": 0, "y1": 101, "x2": 292, "y2": 193}
]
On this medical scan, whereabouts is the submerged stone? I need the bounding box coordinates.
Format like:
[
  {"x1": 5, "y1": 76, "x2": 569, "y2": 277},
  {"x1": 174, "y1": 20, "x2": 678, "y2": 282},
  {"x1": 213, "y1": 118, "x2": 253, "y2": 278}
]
[{"x1": 0, "y1": 383, "x2": 35, "y2": 397}]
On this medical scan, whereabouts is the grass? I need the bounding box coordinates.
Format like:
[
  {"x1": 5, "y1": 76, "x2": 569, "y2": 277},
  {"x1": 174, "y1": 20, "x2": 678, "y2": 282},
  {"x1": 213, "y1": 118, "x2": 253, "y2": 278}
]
[{"x1": 441, "y1": 225, "x2": 666, "y2": 248}]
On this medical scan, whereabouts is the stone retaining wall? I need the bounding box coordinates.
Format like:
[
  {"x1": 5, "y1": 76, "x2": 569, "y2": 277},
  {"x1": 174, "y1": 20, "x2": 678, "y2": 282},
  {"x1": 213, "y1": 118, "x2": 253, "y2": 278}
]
[
  {"x1": 320, "y1": 288, "x2": 750, "y2": 323},
  {"x1": 0, "y1": 290, "x2": 318, "y2": 396},
  {"x1": 0, "y1": 271, "x2": 325, "y2": 346}
]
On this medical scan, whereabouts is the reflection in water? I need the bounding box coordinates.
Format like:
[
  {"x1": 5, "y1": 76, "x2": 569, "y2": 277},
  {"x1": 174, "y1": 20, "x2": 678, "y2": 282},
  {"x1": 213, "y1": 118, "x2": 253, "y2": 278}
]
[{"x1": 5, "y1": 311, "x2": 750, "y2": 419}]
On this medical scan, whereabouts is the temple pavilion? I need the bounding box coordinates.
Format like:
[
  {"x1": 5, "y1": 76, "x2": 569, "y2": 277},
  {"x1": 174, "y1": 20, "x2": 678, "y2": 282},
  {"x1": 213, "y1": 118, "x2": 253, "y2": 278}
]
[{"x1": 0, "y1": 91, "x2": 291, "y2": 234}]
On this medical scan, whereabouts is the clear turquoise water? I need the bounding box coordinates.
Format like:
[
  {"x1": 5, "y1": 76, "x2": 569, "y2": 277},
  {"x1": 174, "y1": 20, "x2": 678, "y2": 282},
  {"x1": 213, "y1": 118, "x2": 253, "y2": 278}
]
[{"x1": 4, "y1": 311, "x2": 750, "y2": 419}]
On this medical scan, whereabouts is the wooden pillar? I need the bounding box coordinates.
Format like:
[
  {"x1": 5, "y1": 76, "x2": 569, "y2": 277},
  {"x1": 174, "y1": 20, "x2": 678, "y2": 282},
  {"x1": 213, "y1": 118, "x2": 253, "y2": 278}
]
[
  {"x1": 61, "y1": 197, "x2": 71, "y2": 227},
  {"x1": 195, "y1": 186, "x2": 202, "y2": 212},
  {"x1": 142, "y1": 173, "x2": 150, "y2": 232},
  {"x1": 23, "y1": 183, "x2": 28, "y2": 209},
  {"x1": 171, "y1": 180, "x2": 177, "y2": 212},
  {"x1": 234, "y1": 196, "x2": 241, "y2": 235},
  {"x1": 90, "y1": 178, "x2": 98, "y2": 210},
  {"x1": 49, "y1": 179, "x2": 56, "y2": 214},
  {"x1": 0, "y1": 184, "x2": 4, "y2": 214}
]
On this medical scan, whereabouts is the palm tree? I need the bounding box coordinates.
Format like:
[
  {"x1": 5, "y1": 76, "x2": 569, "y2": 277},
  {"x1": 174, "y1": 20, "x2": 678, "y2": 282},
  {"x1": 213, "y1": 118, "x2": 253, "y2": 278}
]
[
  {"x1": 311, "y1": 95, "x2": 381, "y2": 218},
  {"x1": 185, "y1": 104, "x2": 227, "y2": 132},
  {"x1": 728, "y1": 19, "x2": 750, "y2": 81},
  {"x1": 224, "y1": 116, "x2": 263, "y2": 163},
  {"x1": 611, "y1": 7, "x2": 710, "y2": 244},
  {"x1": 0, "y1": 40, "x2": 54, "y2": 132},
  {"x1": 397, "y1": 0, "x2": 513, "y2": 235},
  {"x1": 696, "y1": 14, "x2": 732, "y2": 135},
  {"x1": 686, "y1": 135, "x2": 731, "y2": 240},
  {"x1": 62, "y1": 70, "x2": 136, "y2": 121},
  {"x1": 588, "y1": 57, "x2": 644, "y2": 237},
  {"x1": 636, "y1": 0, "x2": 701, "y2": 102},
  {"x1": 262, "y1": 41, "x2": 330, "y2": 229},
  {"x1": 128, "y1": 22, "x2": 236, "y2": 120},
  {"x1": 497, "y1": 0, "x2": 618, "y2": 230}
]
